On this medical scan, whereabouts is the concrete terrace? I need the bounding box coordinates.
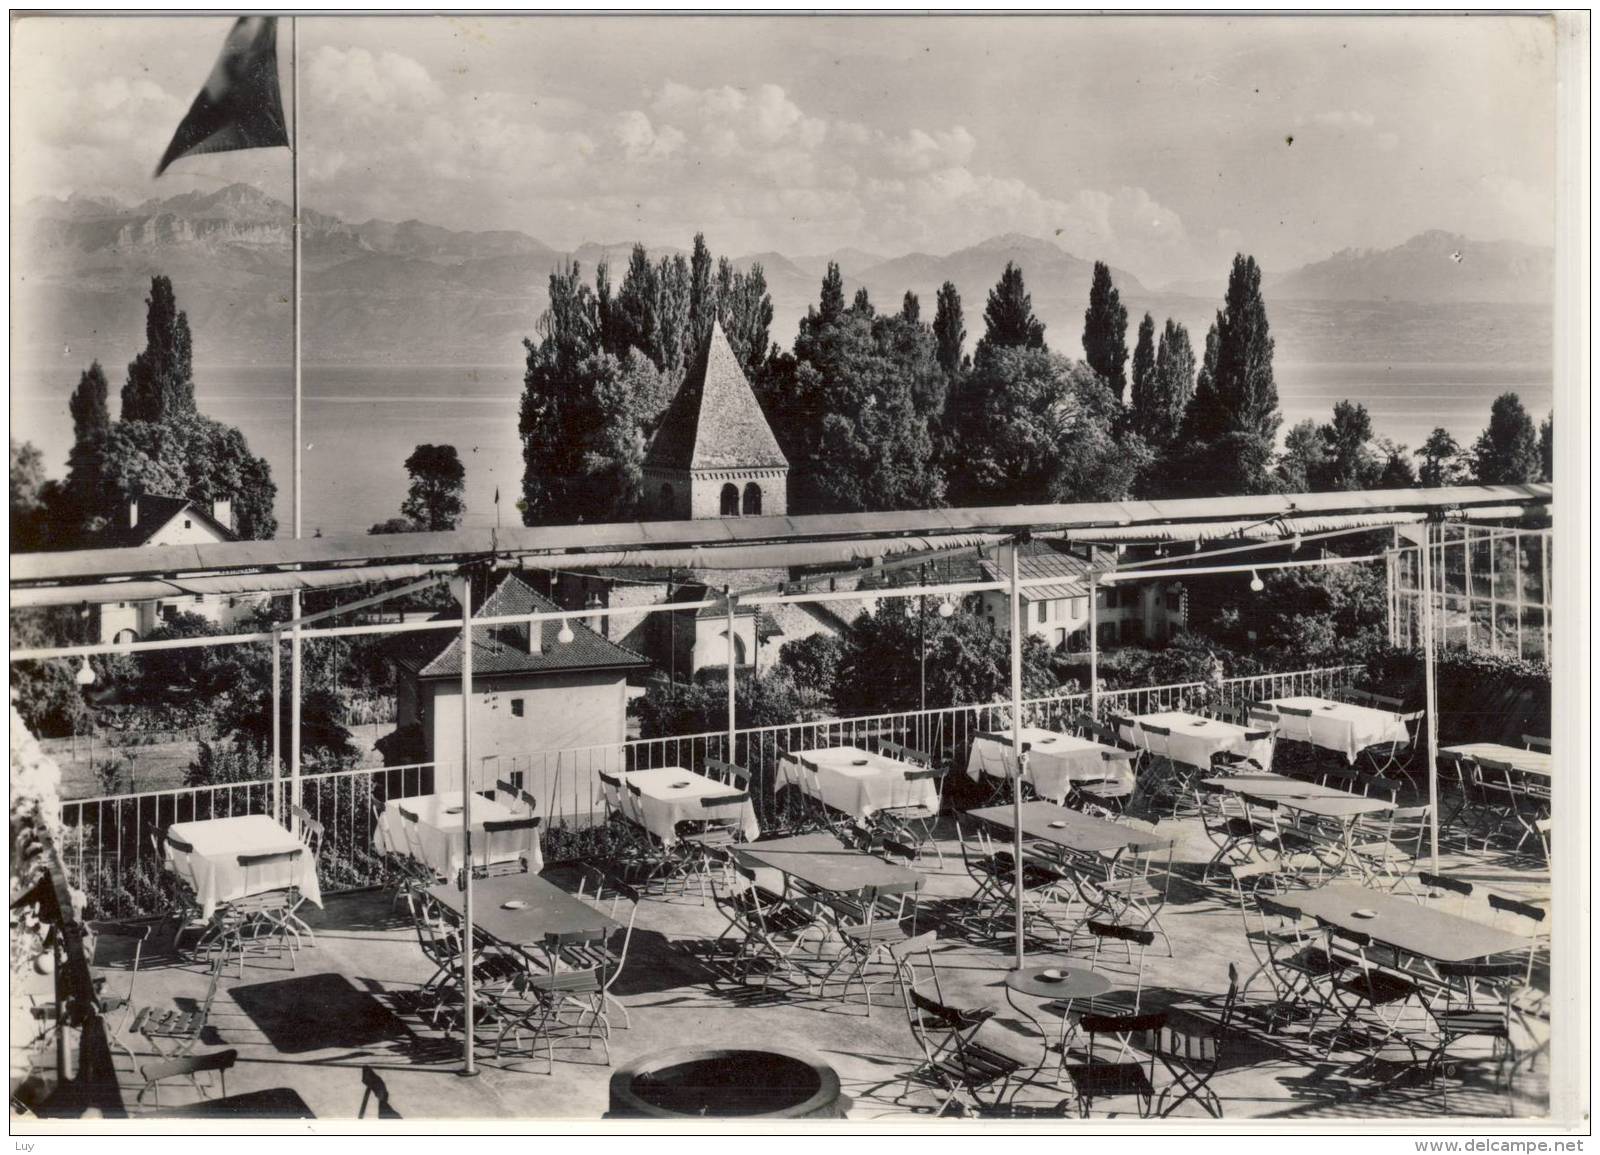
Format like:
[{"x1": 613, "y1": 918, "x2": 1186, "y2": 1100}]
[{"x1": 21, "y1": 809, "x2": 1551, "y2": 1124}]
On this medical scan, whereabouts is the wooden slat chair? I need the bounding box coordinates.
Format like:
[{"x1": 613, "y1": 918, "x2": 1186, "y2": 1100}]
[
  {"x1": 1250, "y1": 893, "x2": 1347, "y2": 1034},
  {"x1": 285, "y1": 805, "x2": 324, "y2": 946},
  {"x1": 680, "y1": 790, "x2": 752, "y2": 898},
  {"x1": 492, "y1": 929, "x2": 610, "y2": 1072},
  {"x1": 224, "y1": 848, "x2": 306, "y2": 975},
  {"x1": 969, "y1": 732, "x2": 1025, "y2": 805},
  {"x1": 897, "y1": 935, "x2": 1023, "y2": 1116},
  {"x1": 371, "y1": 800, "x2": 430, "y2": 908},
  {"x1": 1073, "y1": 749, "x2": 1139, "y2": 818},
  {"x1": 1360, "y1": 710, "x2": 1425, "y2": 780},
  {"x1": 358, "y1": 1065, "x2": 401, "y2": 1119},
  {"x1": 1129, "y1": 723, "x2": 1180, "y2": 813},
  {"x1": 1349, "y1": 804, "x2": 1431, "y2": 893},
  {"x1": 872, "y1": 745, "x2": 947, "y2": 865},
  {"x1": 133, "y1": 956, "x2": 227, "y2": 1057},
  {"x1": 1196, "y1": 781, "x2": 1259, "y2": 879},
  {"x1": 137, "y1": 1047, "x2": 237, "y2": 1106},
  {"x1": 394, "y1": 807, "x2": 443, "y2": 885},
  {"x1": 1425, "y1": 960, "x2": 1529, "y2": 1112},
  {"x1": 159, "y1": 832, "x2": 217, "y2": 952},
  {"x1": 1063, "y1": 1011, "x2": 1165, "y2": 1118},
  {"x1": 477, "y1": 816, "x2": 541, "y2": 878},
  {"x1": 1417, "y1": 871, "x2": 1474, "y2": 916},
  {"x1": 702, "y1": 758, "x2": 751, "y2": 789},
  {"x1": 494, "y1": 779, "x2": 534, "y2": 816},
  {"x1": 596, "y1": 770, "x2": 625, "y2": 824},
  {"x1": 1313, "y1": 921, "x2": 1425, "y2": 1062},
  {"x1": 707, "y1": 855, "x2": 819, "y2": 986},
  {"x1": 86, "y1": 919, "x2": 150, "y2": 1071},
  {"x1": 817, "y1": 880, "x2": 921, "y2": 1012},
  {"x1": 1521, "y1": 734, "x2": 1551, "y2": 753},
  {"x1": 1154, "y1": 964, "x2": 1241, "y2": 1118}
]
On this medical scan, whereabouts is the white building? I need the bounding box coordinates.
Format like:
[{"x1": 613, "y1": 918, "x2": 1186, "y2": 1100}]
[
  {"x1": 391, "y1": 573, "x2": 649, "y2": 794},
  {"x1": 92, "y1": 496, "x2": 266, "y2": 643},
  {"x1": 976, "y1": 542, "x2": 1187, "y2": 649}
]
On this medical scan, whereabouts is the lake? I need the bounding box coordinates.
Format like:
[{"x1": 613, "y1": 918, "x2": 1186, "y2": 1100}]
[{"x1": 10, "y1": 356, "x2": 1553, "y2": 537}]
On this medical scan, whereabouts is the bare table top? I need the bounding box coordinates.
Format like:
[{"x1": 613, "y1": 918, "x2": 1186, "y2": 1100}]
[
  {"x1": 736, "y1": 832, "x2": 920, "y2": 894},
  {"x1": 427, "y1": 873, "x2": 617, "y2": 947},
  {"x1": 1006, "y1": 964, "x2": 1113, "y2": 1001},
  {"x1": 1279, "y1": 885, "x2": 1527, "y2": 963},
  {"x1": 965, "y1": 801, "x2": 1171, "y2": 855},
  {"x1": 1442, "y1": 743, "x2": 1552, "y2": 779},
  {"x1": 1203, "y1": 775, "x2": 1394, "y2": 818}
]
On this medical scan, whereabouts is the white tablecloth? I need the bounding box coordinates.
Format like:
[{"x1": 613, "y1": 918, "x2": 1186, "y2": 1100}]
[
  {"x1": 1270, "y1": 696, "x2": 1411, "y2": 763},
  {"x1": 1119, "y1": 711, "x2": 1272, "y2": 771},
  {"x1": 382, "y1": 792, "x2": 542, "y2": 878},
  {"x1": 776, "y1": 746, "x2": 939, "y2": 819},
  {"x1": 965, "y1": 728, "x2": 1132, "y2": 803},
  {"x1": 616, "y1": 767, "x2": 761, "y2": 847},
  {"x1": 166, "y1": 814, "x2": 322, "y2": 921}
]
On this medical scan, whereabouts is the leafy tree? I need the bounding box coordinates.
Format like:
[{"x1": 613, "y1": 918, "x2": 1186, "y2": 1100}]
[
  {"x1": 636, "y1": 668, "x2": 820, "y2": 738},
  {"x1": 945, "y1": 347, "x2": 1148, "y2": 506},
  {"x1": 97, "y1": 413, "x2": 277, "y2": 540},
  {"x1": 399, "y1": 443, "x2": 466, "y2": 531},
  {"x1": 1472, "y1": 392, "x2": 1541, "y2": 484},
  {"x1": 1129, "y1": 313, "x2": 1155, "y2": 419},
  {"x1": 1082, "y1": 261, "x2": 1130, "y2": 401},
  {"x1": 1139, "y1": 319, "x2": 1195, "y2": 450},
  {"x1": 654, "y1": 252, "x2": 693, "y2": 373},
  {"x1": 62, "y1": 362, "x2": 113, "y2": 534},
  {"x1": 120, "y1": 276, "x2": 195, "y2": 423},
  {"x1": 900, "y1": 291, "x2": 921, "y2": 325},
  {"x1": 714, "y1": 258, "x2": 775, "y2": 377},
  {"x1": 1376, "y1": 439, "x2": 1418, "y2": 488},
  {"x1": 976, "y1": 262, "x2": 1045, "y2": 360},
  {"x1": 1538, "y1": 413, "x2": 1553, "y2": 483},
  {"x1": 1418, "y1": 427, "x2": 1465, "y2": 488},
  {"x1": 10, "y1": 439, "x2": 50, "y2": 552},
  {"x1": 775, "y1": 633, "x2": 847, "y2": 709},
  {"x1": 814, "y1": 262, "x2": 846, "y2": 328},
  {"x1": 1276, "y1": 419, "x2": 1326, "y2": 493},
  {"x1": 932, "y1": 280, "x2": 965, "y2": 376},
  {"x1": 1320, "y1": 401, "x2": 1381, "y2": 491},
  {"x1": 687, "y1": 232, "x2": 716, "y2": 357},
  {"x1": 788, "y1": 309, "x2": 945, "y2": 513},
  {"x1": 612, "y1": 245, "x2": 658, "y2": 364},
  {"x1": 835, "y1": 601, "x2": 1057, "y2": 717},
  {"x1": 1171, "y1": 256, "x2": 1280, "y2": 496},
  {"x1": 1197, "y1": 557, "x2": 1389, "y2": 666},
  {"x1": 369, "y1": 516, "x2": 418, "y2": 535},
  {"x1": 851, "y1": 287, "x2": 874, "y2": 318}
]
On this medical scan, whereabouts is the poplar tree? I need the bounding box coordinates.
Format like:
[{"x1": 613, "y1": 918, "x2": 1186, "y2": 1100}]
[{"x1": 1082, "y1": 261, "x2": 1130, "y2": 401}]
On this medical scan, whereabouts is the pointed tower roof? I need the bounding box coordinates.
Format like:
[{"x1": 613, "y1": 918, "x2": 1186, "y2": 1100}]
[{"x1": 644, "y1": 322, "x2": 788, "y2": 472}]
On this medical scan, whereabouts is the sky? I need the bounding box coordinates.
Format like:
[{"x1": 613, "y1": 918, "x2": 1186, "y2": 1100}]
[{"x1": 12, "y1": 13, "x2": 1558, "y2": 286}]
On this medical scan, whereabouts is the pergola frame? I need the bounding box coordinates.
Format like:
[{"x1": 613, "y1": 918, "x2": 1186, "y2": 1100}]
[{"x1": 9, "y1": 484, "x2": 1548, "y2": 1071}]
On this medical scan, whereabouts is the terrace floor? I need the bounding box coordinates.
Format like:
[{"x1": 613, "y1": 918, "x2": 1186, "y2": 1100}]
[{"x1": 14, "y1": 808, "x2": 1551, "y2": 1124}]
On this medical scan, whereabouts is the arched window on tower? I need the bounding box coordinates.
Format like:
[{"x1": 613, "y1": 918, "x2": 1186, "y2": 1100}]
[
  {"x1": 720, "y1": 483, "x2": 740, "y2": 517},
  {"x1": 742, "y1": 482, "x2": 762, "y2": 516}
]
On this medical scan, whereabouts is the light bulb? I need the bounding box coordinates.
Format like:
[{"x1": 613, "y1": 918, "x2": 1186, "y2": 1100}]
[
  {"x1": 75, "y1": 657, "x2": 96, "y2": 687},
  {"x1": 557, "y1": 620, "x2": 575, "y2": 644},
  {"x1": 938, "y1": 597, "x2": 955, "y2": 619},
  {"x1": 1249, "y1": 570, "x2": 1264, "y2": 593}
]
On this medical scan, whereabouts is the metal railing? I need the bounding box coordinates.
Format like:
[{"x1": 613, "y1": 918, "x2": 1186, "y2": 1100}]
[{"x1": 57, "y1": 664, "x2": 1357, "y2": 916}]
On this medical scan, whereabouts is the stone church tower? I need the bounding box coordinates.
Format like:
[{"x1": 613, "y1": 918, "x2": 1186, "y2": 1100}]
[{"x1": 643, "y1": 321, "x2": 789, "y2": 520}]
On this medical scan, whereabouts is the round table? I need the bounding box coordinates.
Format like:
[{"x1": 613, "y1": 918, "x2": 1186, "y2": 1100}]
[{"x1": 1004, "y1": 965, "x2": 1114, "y2": 1086}]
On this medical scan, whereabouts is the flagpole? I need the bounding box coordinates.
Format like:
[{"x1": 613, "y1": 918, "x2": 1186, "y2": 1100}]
[{"x1": 291, "y1": 15, "x2": 302, "y2": 542}]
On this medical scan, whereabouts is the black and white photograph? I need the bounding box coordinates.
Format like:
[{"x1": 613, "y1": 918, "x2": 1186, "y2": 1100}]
[{"x1": 7, "y1": 11, "x2": 1586, "y2": 1133}]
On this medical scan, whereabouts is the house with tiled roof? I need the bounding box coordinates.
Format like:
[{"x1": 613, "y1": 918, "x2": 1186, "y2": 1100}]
[
  {"x1": 391, "y1": 573, "x2": 649, "y2": 793},
  {"x1": 974, "y1": 540, "x2": 1188, "y2": 649},
  {"x1": 93, "y1": 496, "x2": 266, "y2": 644},
  {"x1": 643, "y1": 321, "x2": 788, "y2": 520}
]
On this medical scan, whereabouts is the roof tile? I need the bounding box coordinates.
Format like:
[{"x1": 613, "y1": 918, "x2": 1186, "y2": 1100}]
[{"x1": 644, "y1": 322, "x2": 787, "y2": 472}]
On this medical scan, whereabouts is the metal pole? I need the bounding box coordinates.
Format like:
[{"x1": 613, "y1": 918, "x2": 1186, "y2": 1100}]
[
  {"x1": 456, "y1": 575, "x2": 478, "y2": 1076},
  {"x1": 919, "y1": 563, "x2": 927, "y2": 713},
  {"x1": 1419, "y1": 521, "x2": 1441, "y2": 872},
  {"x1": 725, "y1": 588, "x2": 737, "y2": 762},
  {"x1": 291, "y1": 15, "x2": 302, "y2": 543},
  {"x1": 1008, "y1": 541, "x2": 1026, "y2": 969},
  {"x1": 270, "y1": 629, "x2": 281, "y2": 821},
  {"x1": 290, "y1": 591, "x2": 302, "y2": 823},
  {"x1": 1088, "y1": 572, "x2": 1100, "y2": 716}
]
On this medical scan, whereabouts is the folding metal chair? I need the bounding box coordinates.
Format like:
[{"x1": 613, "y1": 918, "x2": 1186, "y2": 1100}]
[
  {"x1": 1197, "y1": 781, "x2": 1259, "y2": 879},
  {"x1": 132, "y1": 956, "x2": 226, "y2": 1057},
  {"x1": 817, "y1": 879, "x2": 920, "y2": 1012},
  {"x1": 1425, "y1": 959, "x2": 1528, "y2": 1113},
  {"x1": 872, "y1": 751, "x2": 947, "y2": 865},
  {"x1": 897, "y1": 935, "x2": 1023, "y2": 1116},
  {"x1": 477, "y1": 816, "x2": 541, "y2": 877},
  {"x1": 1063, "y1": 1011, "x2": 1165, "y2": 1118},
  {"x1": 85, "y1": 919, "x2": 150, "y2": 1071},
  {"x1": 1360, "y1": 710, "x2": 1423, "y2": 780},
  {"x1": 137, "y1": 1047, "x2": 237, "y2": 1106},
  {"x1": 1074, "y1": 750, "x2": 1138, "y2": 818},
  {"x1": 1155, "y1": 963, "x2": 1240, "y2": 1118},
  {"x1": 1313, "y1": 921, "x2": 1424, "y2": 1061}
]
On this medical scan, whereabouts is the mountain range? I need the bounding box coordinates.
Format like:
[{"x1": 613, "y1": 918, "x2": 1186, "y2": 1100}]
[{"x1": 12, "y1": 183, "x2": 1553, "y2": 369}]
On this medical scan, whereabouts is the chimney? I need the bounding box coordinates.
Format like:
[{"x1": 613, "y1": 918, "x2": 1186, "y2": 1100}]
[
  {"x1": 128, "y1": 499, "x2": 140, "y2": 529},
  {"x1": 212, "y1": 499, "x2": 233, "y2": 532},
  {"x1": 526, "y1": 616, "x2": 543, "y2": 655}
]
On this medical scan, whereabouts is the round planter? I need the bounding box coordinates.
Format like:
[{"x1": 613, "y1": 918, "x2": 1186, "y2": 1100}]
[{"x1": 606, "y1": 1046, "x2": 849, "y2": 1119}]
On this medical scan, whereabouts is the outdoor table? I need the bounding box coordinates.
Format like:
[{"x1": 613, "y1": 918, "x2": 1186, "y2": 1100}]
[
  {"x1": 383, "y1": 791, "x2": 541, "y2": 877},
  {"x1": 775, "y1": 746, "x2": 938, "y2": 819},
  {"x1": 426, "y1": 873, "x2": 617, "y2": 960},
  {"x1": 736, "y1": 832, "x2": 921, "y2": 895},
  {"x1": 1118, "y1": 711, "x2": 1269, "y2": 771},
  {"x1": 1268, "y1": 696, "x2": 1411, "y2": 763},
  {"x1": 1278, "y1": 884, "x2": 1526, "y2": 964},
  {"x1": 617, "y1": 766, "x2": 760, "y2": 847},
  {"x1": 965, "y1": 801, "x2": 1172, "y2": 857},
  {"x1": 1004, "y1": 964, "x2": 1114, "y2": 1082},
  {"x1": 1203, "y1": 775, "x2": 1392, "y2": 879},
  {"x1": 166, "y1": 814, "x2": 322, "y2": 921},
  {"x1": 1442, "y1": 743, "x2": 1552, "y2": 780},
  {"x1": 966, "y1": 728, "x2": 1134, "y2": 804}
]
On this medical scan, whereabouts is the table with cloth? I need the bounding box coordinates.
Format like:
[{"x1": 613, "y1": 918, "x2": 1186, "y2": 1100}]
[
  {"x1": 1268, "y1": 696, "x2": 1411, "y2": 763},
  {"x1": 1441, "y1": 743, "x2": 1551, "y2": 780},
  {"x1": 965, "y1": 728, "x2": 1134, "y2": 803},
  {"x1": 382, "y1": 792, "x2": 542, "y2": 878},
  {"x1": 776, "y1": 746, "x2": 938, "y2": 819},
  {"x1": 613, "y1": 766, "x2": 760, "y2": 847},
  {"x1": 166, "y1": 814, "x2": 322, "y2": 921},
  {"x1": 1118, "y1": 711, "x2": 1271, "y2": 771}
]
